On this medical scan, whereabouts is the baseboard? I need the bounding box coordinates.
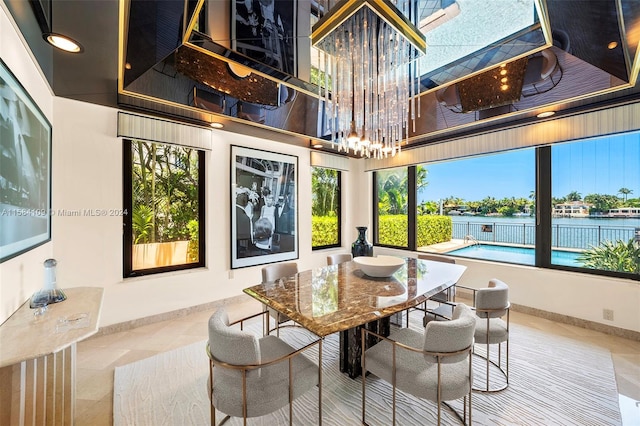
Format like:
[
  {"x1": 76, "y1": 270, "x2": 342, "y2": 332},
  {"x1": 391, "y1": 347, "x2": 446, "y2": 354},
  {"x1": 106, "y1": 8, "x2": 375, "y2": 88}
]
[
  {"x1": 93, "y1": 294, "x2": 251, "y2": 337},
  {"x1": 510, "y1": 303, "x2": 640, "y2": 341},
  {"x1": 454, "y1": 288, "x2": 639, "y2": 341},
  {"x1": 94, "y1": 292, "x2": 639, "y2": 342}
]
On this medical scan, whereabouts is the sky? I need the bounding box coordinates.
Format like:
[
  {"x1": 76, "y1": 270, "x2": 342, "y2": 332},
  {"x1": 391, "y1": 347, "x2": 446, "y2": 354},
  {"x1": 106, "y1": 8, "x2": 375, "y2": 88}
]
[{"x1": 418, "y1": 133, "x2": 640, "y2": 203}]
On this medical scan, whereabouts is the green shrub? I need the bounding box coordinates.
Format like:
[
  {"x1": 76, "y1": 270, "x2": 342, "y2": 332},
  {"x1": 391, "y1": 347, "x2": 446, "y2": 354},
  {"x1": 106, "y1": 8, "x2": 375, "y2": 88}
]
[
  {"x1": 577, "y1": 239, "x2": 640, "y2": 274},
  {"x1": 378, "y1": 215, "x2": 452, "y2": 247},
  {"x1": 378, "y1": 215, "x2": 408, "y2": 246},
  {"x1": 417, "y1": 215, "x2": 452, "y2": 247},
  {"x1": 312, "y1": 216, "x2": 339, "y2": 247}
]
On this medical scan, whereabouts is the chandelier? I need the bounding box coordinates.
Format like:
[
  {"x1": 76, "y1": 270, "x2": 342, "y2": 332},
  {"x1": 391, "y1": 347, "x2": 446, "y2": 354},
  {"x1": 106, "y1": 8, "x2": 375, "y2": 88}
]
[{"x1": 312, "y1": 0, "x2": 426, "y2": 158}]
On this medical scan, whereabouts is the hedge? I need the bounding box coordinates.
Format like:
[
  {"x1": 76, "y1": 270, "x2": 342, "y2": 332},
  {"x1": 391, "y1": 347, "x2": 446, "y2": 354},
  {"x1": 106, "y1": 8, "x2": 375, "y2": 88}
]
[{"x1": 311, "y1": 216, "x2": 339, "y2": 247}]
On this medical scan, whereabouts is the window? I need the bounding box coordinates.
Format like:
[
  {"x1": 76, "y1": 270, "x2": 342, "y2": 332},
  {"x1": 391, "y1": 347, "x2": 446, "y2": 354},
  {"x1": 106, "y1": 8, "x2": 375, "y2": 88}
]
[
  {"x1": 375, "y1": 167, "x2": 409, "y2": 248},
  {"x1": 415, "y1": 149, "x2": 536, "y2": 263},
  {"x1": 551, "y1": 133, "x2": 639, "y2": 277},
  {"x1": 123, "y1": 140, "x2": 205, "y2": 276},
  {"x1": 371, "y1": 135, "x2": 638, "y2": 280},
  {"x1": 311, "y1": 167, "x2": 341, "y2": 249}
]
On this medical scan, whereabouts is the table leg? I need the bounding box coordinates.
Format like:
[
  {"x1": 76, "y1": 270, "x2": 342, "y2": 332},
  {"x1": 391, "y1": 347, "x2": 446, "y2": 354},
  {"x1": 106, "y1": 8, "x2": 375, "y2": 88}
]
[{"x1": 339, "y1": 317, "x2": 390, "y2": 378}]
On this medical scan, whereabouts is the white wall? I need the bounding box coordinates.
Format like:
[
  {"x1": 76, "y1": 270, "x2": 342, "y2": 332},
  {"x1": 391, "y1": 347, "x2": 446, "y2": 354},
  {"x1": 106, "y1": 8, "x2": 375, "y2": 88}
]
[
  {"x1": 0, "y1": 4, "x2": 54, "y2": 323},
  {"x1": 51, "y1": 97, "x2": 366, "y2": 326}
]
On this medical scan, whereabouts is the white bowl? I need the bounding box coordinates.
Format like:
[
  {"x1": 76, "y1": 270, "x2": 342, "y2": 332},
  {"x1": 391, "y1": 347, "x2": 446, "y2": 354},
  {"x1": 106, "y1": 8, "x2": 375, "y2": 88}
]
[{"x1": 353, "y1": 256, "x2": 405, "y2": 278}]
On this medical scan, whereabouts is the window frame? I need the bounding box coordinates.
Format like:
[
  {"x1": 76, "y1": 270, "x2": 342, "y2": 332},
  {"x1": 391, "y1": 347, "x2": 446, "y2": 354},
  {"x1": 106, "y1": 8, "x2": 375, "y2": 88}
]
[{"x1": 122, "y1": 139, "x2": 206, "y2": 277}]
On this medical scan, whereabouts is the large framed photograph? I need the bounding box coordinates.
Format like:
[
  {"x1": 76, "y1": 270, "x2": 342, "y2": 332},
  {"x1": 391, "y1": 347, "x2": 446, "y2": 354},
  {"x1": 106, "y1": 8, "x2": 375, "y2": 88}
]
[
  {"x1": 231, "y1": 145, "x2": 297, "y2": 269},
  {"x1": 0, "y1": 59, "x2": 52, "y2": 263},
  {"x1": 231, "y1": 0, "x2": 297, "y2": 75}
]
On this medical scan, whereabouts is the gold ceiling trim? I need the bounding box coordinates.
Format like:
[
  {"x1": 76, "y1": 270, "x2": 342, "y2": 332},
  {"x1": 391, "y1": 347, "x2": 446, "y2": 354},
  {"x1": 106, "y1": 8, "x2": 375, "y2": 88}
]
[
  {"x1": 182, "y1": 0, "x2": 204, "y2": 44},
  {"x1": 311, "y1": 0, "x2": 427, "y2": 54}
]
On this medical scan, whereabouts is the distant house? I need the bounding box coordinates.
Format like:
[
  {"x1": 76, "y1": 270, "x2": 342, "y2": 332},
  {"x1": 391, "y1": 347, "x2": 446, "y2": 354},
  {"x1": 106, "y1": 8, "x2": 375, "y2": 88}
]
[
  {"x1": 552, "y1": 201, "x2": 592, "y2": 217},
  {"x1": 606, "y1": 207, "x2": 640, "y2": 218}
]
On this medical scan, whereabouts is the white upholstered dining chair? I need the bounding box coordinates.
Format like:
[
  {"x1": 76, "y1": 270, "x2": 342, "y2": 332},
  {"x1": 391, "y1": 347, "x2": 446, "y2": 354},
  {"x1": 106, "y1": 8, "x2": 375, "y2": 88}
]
[
  {"x1": 362, "y1": 303, "x2": 476, "y2": 425},
  {"x1": 261, "y1": 262, "x2": 298, "y2": 336},
  {"x1": 469, "y1": 278, "x2": 510, "y2": 392},
  {"x1": 206, "y1": 308, "x2": 322, "y2": 425},
  {"x1": 326, "y1": 253, "x2": 352, "y2": 265}
]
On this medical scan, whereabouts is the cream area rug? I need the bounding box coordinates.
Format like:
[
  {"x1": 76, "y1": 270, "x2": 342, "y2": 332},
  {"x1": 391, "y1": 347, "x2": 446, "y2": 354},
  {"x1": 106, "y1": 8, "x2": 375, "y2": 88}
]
[{"x1": 113, "y1": 316, "x2": 622, "y2": 426}]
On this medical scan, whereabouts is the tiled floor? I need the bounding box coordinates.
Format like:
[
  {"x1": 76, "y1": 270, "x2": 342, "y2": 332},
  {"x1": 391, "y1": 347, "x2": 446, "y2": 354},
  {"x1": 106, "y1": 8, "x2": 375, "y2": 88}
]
[{"x1": 75, "y1": 295, "x2": 640, "y2": 425}]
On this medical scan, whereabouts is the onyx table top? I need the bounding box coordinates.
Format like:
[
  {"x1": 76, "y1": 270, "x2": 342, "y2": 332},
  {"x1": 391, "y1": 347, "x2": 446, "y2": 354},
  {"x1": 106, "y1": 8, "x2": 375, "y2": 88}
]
[{"x1": 243, "y1": 257, "x2": 466, "y2": 337}]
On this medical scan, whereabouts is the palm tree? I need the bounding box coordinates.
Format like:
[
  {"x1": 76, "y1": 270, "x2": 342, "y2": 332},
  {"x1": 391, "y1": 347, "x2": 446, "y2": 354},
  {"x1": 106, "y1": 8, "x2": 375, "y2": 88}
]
[
  {"x1": 618, "y1": 187, "x2": 633, "y2": 203},
  {"x1": 566, "y1": 191, "x2": 582, "y2": 202}
]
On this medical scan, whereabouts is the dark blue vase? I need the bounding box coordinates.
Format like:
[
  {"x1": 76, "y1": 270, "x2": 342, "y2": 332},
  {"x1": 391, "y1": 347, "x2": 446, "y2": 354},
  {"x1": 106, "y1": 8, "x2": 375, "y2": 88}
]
[{"x1": 352, "y1": 226, "x2": 373, "y2": 257}]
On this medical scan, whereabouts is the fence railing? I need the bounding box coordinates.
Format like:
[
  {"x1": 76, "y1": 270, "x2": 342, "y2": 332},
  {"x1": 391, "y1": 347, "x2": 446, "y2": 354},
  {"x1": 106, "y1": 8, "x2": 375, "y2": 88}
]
[{"x1": 452, "y1": 222, "x2": 637, "y2": 250}]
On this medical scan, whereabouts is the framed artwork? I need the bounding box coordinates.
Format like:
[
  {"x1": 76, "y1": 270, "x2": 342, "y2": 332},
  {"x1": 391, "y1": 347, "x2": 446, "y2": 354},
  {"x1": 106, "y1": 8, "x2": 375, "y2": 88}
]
[
  {"x1": 0, "y1": 59, "x2": 52, "y2": 263},
  {"x1": 231, "y1": 145, "x2": 298, "y2": 269},
  {"x1": 231, "y1": 0, "x2": 297, "y2": 76}
]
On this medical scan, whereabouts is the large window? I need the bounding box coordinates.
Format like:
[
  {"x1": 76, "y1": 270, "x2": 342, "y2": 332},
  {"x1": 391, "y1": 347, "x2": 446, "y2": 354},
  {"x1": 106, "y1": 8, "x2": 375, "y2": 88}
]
[
  {"x1": 373, "y1": 132, "x2": 638, "y2": 280},
  {"x1": 416, "y1": 149, "x2": 536, "y2": 262},
  {"x1": 123, "y1": 140, "x2": 205, "y2": 277},
  {"x1": 551, "y1": 133, "x2": 639, "y2": 276},
  {"x1": 311, "y1": 167, "x2": 341, "y2": 249},
  {"x1": 375, "y1": 167, "x2": 409, "y2": 248}
]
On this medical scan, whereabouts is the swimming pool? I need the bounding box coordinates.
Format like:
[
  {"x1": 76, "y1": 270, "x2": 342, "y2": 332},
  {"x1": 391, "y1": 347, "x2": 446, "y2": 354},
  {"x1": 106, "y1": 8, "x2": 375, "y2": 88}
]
[{"x1": 446, "y1": 244, "x2": 582, "y2": 267}]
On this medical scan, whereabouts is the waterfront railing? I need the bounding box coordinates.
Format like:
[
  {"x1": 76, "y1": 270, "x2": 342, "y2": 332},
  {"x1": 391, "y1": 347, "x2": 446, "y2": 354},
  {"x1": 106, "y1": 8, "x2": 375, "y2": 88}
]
[{"x1": 452, "y1": 221, "x2": 637, "y2": 250}]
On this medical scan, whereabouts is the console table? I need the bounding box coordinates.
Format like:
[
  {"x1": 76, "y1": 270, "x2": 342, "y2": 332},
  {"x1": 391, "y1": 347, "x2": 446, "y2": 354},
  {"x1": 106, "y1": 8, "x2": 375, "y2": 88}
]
[{"x1": 0, "y1": 287, "x2": 103, "y2": 425}]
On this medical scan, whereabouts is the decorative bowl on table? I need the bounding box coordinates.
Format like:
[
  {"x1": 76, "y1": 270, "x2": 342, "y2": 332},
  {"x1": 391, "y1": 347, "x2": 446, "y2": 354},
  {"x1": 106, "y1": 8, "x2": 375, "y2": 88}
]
[{"x1": 353, "y1": 255, "x2": 405, "y2": 278}]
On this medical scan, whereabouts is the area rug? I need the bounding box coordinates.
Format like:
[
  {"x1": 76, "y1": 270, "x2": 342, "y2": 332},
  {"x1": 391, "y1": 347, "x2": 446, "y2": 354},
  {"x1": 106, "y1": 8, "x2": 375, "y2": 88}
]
[{"x1": 114, "y1": 316, "x2": 622, "y2": 425}]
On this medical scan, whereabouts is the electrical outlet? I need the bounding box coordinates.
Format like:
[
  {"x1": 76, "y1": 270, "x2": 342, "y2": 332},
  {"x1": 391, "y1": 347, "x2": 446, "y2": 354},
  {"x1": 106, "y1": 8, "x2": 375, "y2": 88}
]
[{"x1": 603, "y1": 309, "x2": 614, "y2": 321}]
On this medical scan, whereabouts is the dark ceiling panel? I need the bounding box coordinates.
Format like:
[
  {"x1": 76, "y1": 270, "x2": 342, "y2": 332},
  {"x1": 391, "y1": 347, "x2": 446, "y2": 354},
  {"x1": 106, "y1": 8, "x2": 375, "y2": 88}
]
[{"x1": 547, "y1": 0, "x2": 628, "y2": 81}]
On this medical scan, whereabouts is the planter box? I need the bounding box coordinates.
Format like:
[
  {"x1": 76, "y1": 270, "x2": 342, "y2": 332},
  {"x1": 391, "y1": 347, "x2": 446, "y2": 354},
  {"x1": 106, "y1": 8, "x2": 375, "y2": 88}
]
[{"x1": 133, "y1": 241, "x2": 190, "y2": 270}]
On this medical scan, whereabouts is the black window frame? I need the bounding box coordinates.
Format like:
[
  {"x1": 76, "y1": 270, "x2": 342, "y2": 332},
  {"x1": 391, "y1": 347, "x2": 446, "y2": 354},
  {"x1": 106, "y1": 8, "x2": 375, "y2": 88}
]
[{"x1": 123, "y1": 139, "x2": 206, "y2": 277}]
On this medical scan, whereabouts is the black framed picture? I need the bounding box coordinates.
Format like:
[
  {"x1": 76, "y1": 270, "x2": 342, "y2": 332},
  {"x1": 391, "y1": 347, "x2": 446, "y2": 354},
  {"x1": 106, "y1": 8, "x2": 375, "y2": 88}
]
[
  {"x1": 231, "y1": 145, "x2": 298, "y2": 269},
  {"x1": 0, "y1": 59, "x2": 52, "y2": 263},
  {"x1": 231, "y1": 0, "x2": 297, "y2": 75}
]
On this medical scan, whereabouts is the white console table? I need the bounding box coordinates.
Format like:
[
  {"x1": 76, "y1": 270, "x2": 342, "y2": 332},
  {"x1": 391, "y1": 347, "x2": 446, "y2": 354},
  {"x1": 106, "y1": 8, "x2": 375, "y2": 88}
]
[{"x1": 0, "y1": 287, "x2": 103, "y2": 425}]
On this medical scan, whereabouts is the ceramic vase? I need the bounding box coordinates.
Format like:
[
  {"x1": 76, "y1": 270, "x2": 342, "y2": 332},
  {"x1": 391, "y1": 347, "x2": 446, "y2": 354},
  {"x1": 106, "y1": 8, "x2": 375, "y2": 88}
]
[{"x1": 351, "y1": 226, "x2": 373, "y2": 258}]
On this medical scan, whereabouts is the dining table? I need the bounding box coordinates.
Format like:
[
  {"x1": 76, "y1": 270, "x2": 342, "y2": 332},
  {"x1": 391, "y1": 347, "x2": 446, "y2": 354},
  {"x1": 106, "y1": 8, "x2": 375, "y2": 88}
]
[{"x1": 243, "y1": 257, "x2": 467, "y2": 378}]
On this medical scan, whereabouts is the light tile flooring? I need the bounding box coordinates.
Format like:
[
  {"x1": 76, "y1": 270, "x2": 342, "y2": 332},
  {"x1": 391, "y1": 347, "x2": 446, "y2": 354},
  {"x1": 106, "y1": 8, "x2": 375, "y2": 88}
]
[{"x1": 75, "y1": 295, "x2": 640, "y2": 425}]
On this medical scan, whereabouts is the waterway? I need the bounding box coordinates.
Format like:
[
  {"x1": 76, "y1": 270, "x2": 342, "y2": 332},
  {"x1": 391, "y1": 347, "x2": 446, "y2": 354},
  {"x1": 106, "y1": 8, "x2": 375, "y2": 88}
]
[{"x1": 449, "y1": 215, "x2": 639, "y2": 249}]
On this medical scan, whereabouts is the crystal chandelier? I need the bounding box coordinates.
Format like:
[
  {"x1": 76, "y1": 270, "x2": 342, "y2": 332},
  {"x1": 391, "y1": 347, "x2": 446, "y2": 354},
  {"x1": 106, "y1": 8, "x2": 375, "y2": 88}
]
[{"x1": 312, "y1": 0, "x2": 426, "y2": 159}]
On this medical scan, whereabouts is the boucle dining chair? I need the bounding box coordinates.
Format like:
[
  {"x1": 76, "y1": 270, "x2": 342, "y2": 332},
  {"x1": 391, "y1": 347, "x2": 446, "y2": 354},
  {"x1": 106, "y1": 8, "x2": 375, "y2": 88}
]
[
  {"x1": 470, "y1": 278, "x2": 510, "y2": 392},
  {"x1": 206, "y1": 308, "x2": 322, "y2": 425},
  {"x1": 326, "y1": 253, "x2": 352, "y2": 265},
  {"x1": 362, "y1": 303, "x2": 476, "y2": 425},
  {"x1": 261, "y1": 262, "x2": 298, "y2": 336},
  {"x1": 410, "y1": 254, "x2": 458, "y2": 326}
]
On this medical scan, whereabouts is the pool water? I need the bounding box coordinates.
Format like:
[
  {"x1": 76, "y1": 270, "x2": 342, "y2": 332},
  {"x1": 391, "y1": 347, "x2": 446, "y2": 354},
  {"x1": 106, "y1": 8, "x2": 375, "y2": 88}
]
[{"x1": 446, "y1": 244, "x2": 582, "y2": 267}]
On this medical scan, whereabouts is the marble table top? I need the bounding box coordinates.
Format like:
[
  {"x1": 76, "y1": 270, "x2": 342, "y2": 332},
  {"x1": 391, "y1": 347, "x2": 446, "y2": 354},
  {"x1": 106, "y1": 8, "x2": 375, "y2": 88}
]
[
  {"x1": 244, "y1": 257, "x2": 466, "y2": 337},
  {"x1": 0, "y1": 287, "x2": 103, "y2": 367}
]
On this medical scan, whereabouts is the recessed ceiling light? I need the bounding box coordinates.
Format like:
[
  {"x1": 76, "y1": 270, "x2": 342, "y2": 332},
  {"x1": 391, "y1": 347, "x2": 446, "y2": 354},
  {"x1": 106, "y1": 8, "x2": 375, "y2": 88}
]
[
  {"x1": 607, "y1": 41, "x2": 618, "y2": 50},
  {"x1": 500, "y1": 69, "x2": 507, "y2": 76},
  {"x1": 500, "y1": 84, "x2": 509, "y2": 91},
  {"x1": 501, "y1": 77, "x2": 508, "y2": 83},
  {"x1": 211, "y1": 122, "x2": 224, "y2": 129},
  {"x1": 43, "y1": 33, "x2": 83, "y2": 53},
  {"x1": 536, "y1": 111, "x2": 555, "y2": 118},
  {"x1": 125, "y1": 62, "x2": 132, "y2": 70},
  {"x1": 313, "y1": 143, "x2": 324, "y2": 149}
]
